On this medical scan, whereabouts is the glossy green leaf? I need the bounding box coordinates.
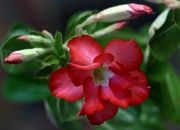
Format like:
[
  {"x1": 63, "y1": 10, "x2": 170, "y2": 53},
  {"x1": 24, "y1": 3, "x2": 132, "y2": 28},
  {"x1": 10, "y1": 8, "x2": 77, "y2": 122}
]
[
  {"x1": 3, "y1": 74, "x2": 50, "y2": 103},
  {"x1": 149, "y1": 10, "x2": 180, "y2": 61}
]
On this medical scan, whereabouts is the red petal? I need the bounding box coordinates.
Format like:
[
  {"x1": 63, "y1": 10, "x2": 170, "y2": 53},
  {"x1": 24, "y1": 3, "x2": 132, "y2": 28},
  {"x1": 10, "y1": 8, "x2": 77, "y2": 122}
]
[
  {"x1": 128, "y1": 70, "x2": 150, "y2": 106},
  {"x1": 109, "y1": 75, "x2": 133, "y2": 91},
  {"x1": 105, "y1": 39, "x2": 143, "y2": 71},
  {"x1": 108, "y1": 75, "x2": 132, "y2": 108},
  {"x1": 129, "y1": 85, "x2": 150, "y2": 106},
  {"x1": 93, "y1": 53, "x2": 114, "y2": 65},
  {"x1": 49, "y1": 67, "x2": 83, "y2": 102},
  {"x1": 108, "y1": 62, "x2": 127, "y2": 75},
  {"x1": 69, "y1": 62, "x2": 101, "y2": 71},
  {"x1": 67, "y1": 65, "x2": 91, "y2": 86},
  {"x1": 87, "y1": 101, "x2": 118, "y2": 125},
  {"x1": 99, "y1": 86, "x2": 130, "y2": 109},
  {"x1": 78, "y1": 77, "x2": 104, "y2": 115},
  {"x1": 129, "y1": 70, "x2": 148, "y2": 84},
  {"x1": 68, "y1": 35, "x2": 103, "y2": 66}
]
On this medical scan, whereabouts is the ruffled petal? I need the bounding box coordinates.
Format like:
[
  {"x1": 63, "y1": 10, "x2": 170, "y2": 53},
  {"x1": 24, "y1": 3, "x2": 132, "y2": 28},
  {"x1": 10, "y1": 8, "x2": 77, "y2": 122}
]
[
  {"x1": 129, "y1": 85, "x2": 150, "y2": 106},
  {"x1": 87, "y1": 101, "x2": 118, "y2": 125},
  {"x1": 105, "y1": 39, "x2": 143, "y2": 71},
  {"x1": 129, "y1": 70, "x2": 148, "y2": 84},
  {"x1": 49, "y1": 67, "x2": 83, "y2": 102},
  {"x1": 99, "y1": 86, "x2": 130, "y2": 109},
  {"x1": 78, "y1": 77, "x2": 104, "y2": 115},
  {"x1": 108, "y1": 61, "x2": 127, "y2": 75},
  {"x1": 68, "y1": 35, "x2": 103, "y2": 66},
  {"x1": 69, "y1": 62, "x2": 101, "y2": 71},
  {"x1": 67, "y1": 65, "x2": 92, "y2": 86},
  {"x1": 128, "y1": 70, "x2": 150, "y2": 106},
  {"x1": 109, "y1": 75, "x2": 133, "y2": 91},
  {"x1": 93, "y1": 53, "x2": 114, "y2": 65}
]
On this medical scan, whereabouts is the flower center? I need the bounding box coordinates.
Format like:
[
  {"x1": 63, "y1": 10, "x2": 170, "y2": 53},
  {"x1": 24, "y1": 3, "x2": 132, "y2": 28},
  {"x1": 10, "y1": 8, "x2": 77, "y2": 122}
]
[{"x1": 93, "y1": 67, "x2": 113, "y2": 86}]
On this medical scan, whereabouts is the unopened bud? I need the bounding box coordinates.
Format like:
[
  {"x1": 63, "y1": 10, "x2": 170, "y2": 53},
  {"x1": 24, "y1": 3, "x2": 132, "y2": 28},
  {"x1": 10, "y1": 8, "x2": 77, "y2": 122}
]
[
  {"x1": 18, "y1": 35, "x2": 52, "y2": 46},
  {"x1": 146, "y1": 0, "x2": 180, "y2": 9},
  {"x1": 91, "y1": 21, "x2": 127, "y2": 38},
  {"x1": 79, "y1": 3, "x2": 153, "y2": 28},
  {"x1": 42, "y1": 30, "x2": 54, "y2": 41},
  {"x1": 4, "y1": 48, "x2": 48, "y2": 64}
]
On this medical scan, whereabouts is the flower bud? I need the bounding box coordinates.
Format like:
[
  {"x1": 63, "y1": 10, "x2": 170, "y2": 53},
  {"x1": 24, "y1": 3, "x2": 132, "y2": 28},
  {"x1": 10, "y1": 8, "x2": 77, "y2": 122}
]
[
  {"x1": 91, "y1": 21, "x2": 127, "y2": 37},
  {"x1": 79, "y1": 3, "x2": 153, "y2": 28},
  {"x1": 4, "y1": 48, "x2": 47, "y2": 64},
  {"x1": 146, "y1": 0, "x2": 180, "y2": 9},
  {"x1": 18, "y1": 35, "x2": 52, "y2": 46}
]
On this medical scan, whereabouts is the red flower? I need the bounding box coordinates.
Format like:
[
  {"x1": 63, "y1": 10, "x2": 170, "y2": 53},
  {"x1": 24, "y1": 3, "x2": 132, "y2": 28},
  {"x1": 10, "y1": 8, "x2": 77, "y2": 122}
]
[{"x1": 49, "y1": 35, "x2": 150, "y2": 125}]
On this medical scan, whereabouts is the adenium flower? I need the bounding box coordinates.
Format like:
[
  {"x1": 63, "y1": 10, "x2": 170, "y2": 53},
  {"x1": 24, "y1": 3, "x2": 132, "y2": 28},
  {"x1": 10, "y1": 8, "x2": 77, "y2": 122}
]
[{"x1": 50, "y1": 35, "x2": 150, "y2": 125}]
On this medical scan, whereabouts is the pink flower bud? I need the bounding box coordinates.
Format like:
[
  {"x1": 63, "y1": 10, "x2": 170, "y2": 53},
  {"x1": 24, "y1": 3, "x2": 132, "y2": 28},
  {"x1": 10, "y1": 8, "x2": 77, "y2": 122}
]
[
  {"x1": 4, "y1": 52, "x2": 23, "y2": 64},
  {"x1": 113, "y1": 21, "x2": 128, "y2": 30},
  {"x1": 17, "y1": 35, "x2": 28, "y2": 41},
  {"x1": 4, "y1": 48, "x2": 47, "y2": 64},
  {"x1": 146, "y1": 0, "x2": 180, "y2": 9},
  {"x1": 91, "y1": 21, "x2": 128, "y2": 37},
  {"x1": 79, "y1": 3, "x2": 153, "y2": 29},
  {"x1": 17, "y1": 35, "x2": 52, "y2": 46},
  {"x1": 128, "y1": 3, "x2": 153, "y2": 18}
]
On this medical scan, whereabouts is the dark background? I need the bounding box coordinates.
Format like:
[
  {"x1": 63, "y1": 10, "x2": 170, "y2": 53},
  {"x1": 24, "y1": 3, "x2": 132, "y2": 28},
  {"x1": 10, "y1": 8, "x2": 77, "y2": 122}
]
[{"x1": 0, "y1": 0, "x2": 179, "y2": 130}]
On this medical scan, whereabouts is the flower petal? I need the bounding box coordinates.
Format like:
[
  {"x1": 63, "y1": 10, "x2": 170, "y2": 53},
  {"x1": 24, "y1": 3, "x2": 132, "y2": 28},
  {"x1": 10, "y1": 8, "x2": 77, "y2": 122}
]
[
  {"x1": 129, "y1": 70, "x2": 148, "y2": 84},
  {"x1": 99, "y1": 86, "x2": 130, "y2": 109},
  {"x1": 67, "y1": 65, "x2": 91, "y2": 86},
  {"x1": 78, "y1": 77, "x2": 104, "y2": 115},
  {"x1": 93, "y1": 53, "x2": 114, "y2": 65},
  {"x1": 69, "y1": 62, "x2": 101, "y2": 71},
  {"x1": 108, "y1": 75, "x2": 132, "y2": 108},
  {"x1": 108, "y1": 61, "x2": 127, "y2": 75},
  {"x1": 128, "y1": 70, "x2": 150, "y2": 106},
  {"x1": 129, "y1": 85, "x2": 150, "y2": 106},
  {"x1": 68, "y1": 35, "x2": 103, "y2": 66},
  {"x1": 87, "y1": 101, "x2": 118, "y2": 125},
  {"x1": 49, "y1": 67, "x2": 83, "y2": 102},
  {"x1": 105, "y1": 39, "x2": 143, "y2": 71}
]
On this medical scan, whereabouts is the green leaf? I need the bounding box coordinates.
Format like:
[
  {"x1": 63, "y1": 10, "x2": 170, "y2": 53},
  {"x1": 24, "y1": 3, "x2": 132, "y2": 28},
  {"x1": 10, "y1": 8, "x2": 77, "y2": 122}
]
[
  {"x1": 173, "y1": 9, "x2": 180, "y2": 28},
  {"x1": 54, "y1": 32, "x2": 64, "y2": 56},
  {"x1": 3, "y1": 74, "x2": 50, "y2": 103},
  {"x1": 0, "y1": 24, "x2": 42, "y2": 74},
  {"x1": 35, "y1": 55, "x2": 59, "y2": 79},
  {"x1": 149, "y1": 9, "x2": 180, "y2": 61},
  {"x1": 160, "y1": 65, "x2": 180, "y2": 122},
  {"x1": 45, "y1": 96, "x2": 84, "y2": 130}
]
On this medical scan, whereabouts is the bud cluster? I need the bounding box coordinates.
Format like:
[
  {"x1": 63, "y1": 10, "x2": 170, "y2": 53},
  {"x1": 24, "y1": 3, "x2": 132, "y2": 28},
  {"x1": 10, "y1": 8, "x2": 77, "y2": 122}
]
[{"x1": 4, "y1": 30, "x2": 54, "y2": 64}]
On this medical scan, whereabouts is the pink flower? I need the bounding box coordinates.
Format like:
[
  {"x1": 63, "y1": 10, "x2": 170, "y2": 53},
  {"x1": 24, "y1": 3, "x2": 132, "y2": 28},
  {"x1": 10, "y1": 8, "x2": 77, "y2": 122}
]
[{"x1": 49, "y1": 35, "x2": 150, "y2": 125}]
